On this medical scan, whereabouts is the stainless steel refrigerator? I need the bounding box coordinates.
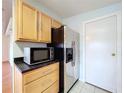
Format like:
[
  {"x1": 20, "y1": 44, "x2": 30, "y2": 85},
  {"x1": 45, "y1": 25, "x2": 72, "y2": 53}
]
[
  {"x1": 48, "y1": 26, "x2": 80, "y2": 93},
  {"x1": 64, "y1": 27, "x2": 80, "y2": 93}
]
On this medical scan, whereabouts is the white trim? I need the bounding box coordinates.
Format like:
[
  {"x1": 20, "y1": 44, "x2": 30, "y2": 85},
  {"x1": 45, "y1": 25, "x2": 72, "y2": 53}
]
[
  {"x1": 82, "y1": 11, "x2": 122, "y2": 93},
  {"x1": 82, "y1": 11, "x2": 121, "y2": 24}
]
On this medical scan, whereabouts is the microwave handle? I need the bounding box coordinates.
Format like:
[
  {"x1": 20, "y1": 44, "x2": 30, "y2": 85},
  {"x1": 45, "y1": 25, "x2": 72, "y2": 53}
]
[{"x1": 50, "y1": 48, "x2": 54, "y2": 60}]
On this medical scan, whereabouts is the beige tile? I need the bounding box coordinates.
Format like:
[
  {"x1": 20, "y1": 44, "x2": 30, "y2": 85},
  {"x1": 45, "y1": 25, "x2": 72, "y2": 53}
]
[
  {"x1": 69, "y1": 81, "x2": 95, "y2": 93},
  {"x1": 68, "y1": 81, "x2": 111, "y2": 93},
  {"x1": 69, "y1": 81, "x2": 84, "y2": 93},
  {"x1": 79, "y1": 88, "x2": 94, "y2": 93},
  {"x1": 83, "y1": 83, "x2": 95, "y2": 93},
  {"x1": 95, "y1": 87, "x2": 111, "y2": 93},
  {"x1": 69, "y1": 88, "x2": 80, "y2": 93},
  {"x1": 76, "y1": 80, "x2": 84, "y2": 87},
  {"x1": 69, "y1": 90, "x2": 80, "y2": 93}
]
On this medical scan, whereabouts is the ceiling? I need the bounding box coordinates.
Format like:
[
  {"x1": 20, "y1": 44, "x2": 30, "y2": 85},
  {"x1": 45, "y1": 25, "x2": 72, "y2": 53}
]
[{"x1": 37, "y1": 0, "x2": 121, "y2": 18}]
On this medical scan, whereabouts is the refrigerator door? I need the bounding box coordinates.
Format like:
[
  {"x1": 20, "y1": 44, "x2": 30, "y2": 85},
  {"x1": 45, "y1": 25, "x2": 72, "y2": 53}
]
[{"x1": 64, "y1": 27, "x2": 80, "y2": 93}]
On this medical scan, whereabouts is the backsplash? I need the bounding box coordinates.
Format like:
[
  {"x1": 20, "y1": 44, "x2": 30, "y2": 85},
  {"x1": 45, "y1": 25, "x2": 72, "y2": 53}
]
[{"x1": 13, "y1": 42, "x2": 46, "y2": 58}]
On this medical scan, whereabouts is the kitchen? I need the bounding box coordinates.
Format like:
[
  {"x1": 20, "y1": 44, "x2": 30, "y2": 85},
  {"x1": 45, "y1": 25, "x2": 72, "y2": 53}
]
[{"x1": 2, "y1": 0, "x2": 122, "y2": 93}]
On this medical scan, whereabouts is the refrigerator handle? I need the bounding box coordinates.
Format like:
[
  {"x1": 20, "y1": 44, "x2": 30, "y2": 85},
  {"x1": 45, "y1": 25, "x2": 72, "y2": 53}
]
[{"x1": 72, "y1": 41, "x2": 76, "y2": 66}]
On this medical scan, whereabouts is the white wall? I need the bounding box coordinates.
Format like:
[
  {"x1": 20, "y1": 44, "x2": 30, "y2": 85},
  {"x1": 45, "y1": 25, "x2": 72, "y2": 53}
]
[
  {"x1": 63, "y1": 3, "x2": 121, "y2": 28},
  {"x1": 63, "y1": 2, "x2": 121, "y2": 93},
  {"x1": 13, "y1": 42, "x2": 47, "y2": 58},
  {"x1": 2, "y1": 33, "x2": 10, "y2": 61}
]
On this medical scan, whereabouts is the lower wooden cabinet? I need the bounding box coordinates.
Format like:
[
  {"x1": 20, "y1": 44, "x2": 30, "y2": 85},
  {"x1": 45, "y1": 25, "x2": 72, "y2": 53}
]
[
  {"x1": 23, "y1": 63, "x2": 59, "y2": 85},
  {"x1": 14, "y1": 62, "x2": 59, "y2": 93},
  {"x1": 24, "y1": 70, "x2": 58, "y2": 93}
]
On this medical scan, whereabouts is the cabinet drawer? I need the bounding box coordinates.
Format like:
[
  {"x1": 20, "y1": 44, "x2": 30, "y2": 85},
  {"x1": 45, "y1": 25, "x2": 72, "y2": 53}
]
[
  {"x1": 42, "y1": 81, "x2": 59, "y2": 93},
  {"x1": 24, "y1": 70, "x2": 59, "y2": 93},
  {"x1": 23, "y1": 62, "x2": 59, "y2": 85}
]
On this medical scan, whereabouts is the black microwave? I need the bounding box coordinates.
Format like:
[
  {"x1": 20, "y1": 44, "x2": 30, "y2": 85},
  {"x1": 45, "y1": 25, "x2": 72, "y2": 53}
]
[{"x1": 24, "y1": 47, "x2": 54, "y2": 65}]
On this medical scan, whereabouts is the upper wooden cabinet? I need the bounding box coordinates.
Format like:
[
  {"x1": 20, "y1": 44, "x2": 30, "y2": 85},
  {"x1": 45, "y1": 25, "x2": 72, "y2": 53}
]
[
  {"x1": 38, "y1": 13, "x2": 51, "y2": 43},
  {"x1": 14, "y1": 0, "x2": 52, "y2": 43},
  {"x1": 52, "y1": 19, "x2": 62, "y2": 29},
  {"x1": 21, "y1": 3, "x2": 38, "y2": 40},
  {"x1": 15, "y1": 0, "x2": 38, "y2": 41}
]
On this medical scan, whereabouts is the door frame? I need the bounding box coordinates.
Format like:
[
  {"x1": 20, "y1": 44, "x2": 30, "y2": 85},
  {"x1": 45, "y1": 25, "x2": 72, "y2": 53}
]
[{"x1": 81, "y1": 11, "x2": 122, "y2": 93}]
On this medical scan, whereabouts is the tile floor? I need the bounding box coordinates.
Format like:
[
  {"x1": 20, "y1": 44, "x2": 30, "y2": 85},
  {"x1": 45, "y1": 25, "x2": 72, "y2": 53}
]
[{"x1": 69, "y1": 81, "x2": 111, "y2": 93}]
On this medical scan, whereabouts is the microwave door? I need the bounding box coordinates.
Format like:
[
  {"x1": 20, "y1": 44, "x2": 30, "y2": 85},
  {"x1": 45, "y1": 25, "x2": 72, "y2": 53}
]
[{"x1": 31, "y1": 48, "x2": 50, "y2": 64}]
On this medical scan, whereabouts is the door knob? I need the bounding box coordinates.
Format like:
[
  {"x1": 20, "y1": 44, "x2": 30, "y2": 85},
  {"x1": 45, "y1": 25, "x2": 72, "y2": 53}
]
[{"x1": 112, "y1": 53, "x2": 116, "y2": 56}]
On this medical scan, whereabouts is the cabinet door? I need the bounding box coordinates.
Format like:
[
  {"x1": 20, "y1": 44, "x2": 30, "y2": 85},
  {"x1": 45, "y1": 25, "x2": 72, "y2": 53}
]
[
  {"x1": 41, "y1": 13, "x2": 51, "y2": 43},
  {"x1": 21, "y1": 3, "x2": 38, "y2": 40}
]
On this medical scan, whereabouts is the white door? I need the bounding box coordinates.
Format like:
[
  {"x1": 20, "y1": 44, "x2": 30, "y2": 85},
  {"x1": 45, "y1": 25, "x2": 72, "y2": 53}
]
[{"x1": 85, "y1": 15, "x2": 117, "y2": 92}]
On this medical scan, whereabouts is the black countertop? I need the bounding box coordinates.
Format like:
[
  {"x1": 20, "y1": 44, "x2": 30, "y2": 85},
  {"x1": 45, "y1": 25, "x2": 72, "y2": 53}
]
[{"x1": 14, "y1": 57, "x2": 59, "y2": 73}]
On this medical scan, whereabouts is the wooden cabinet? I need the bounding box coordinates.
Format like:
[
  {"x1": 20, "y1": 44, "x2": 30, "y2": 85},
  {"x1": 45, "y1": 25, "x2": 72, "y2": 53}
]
[
  {"x1": 14, "y1": 64, "x2": 23, "y2": 93},
  {"x1": 15, "y1": 0, "x2": 52, "y2": 43},
  {"x1": 52, "y1": 19, "x2": 62, "y2": 29},
  {"x1": 24, "y1": 71, "x2": 58, "y2": 93},
  {"x1": 38, "y1": 13, "x2": 51, "y2": 43},
  {"x1": 15, "y1": 0, "x2": 38, "y2": 41},
  {"x1": 14, "y1": 0, "x2": 62, "y2": 43},
  {"x1": 21, "y1": 3, "x2": 38, "y2": 40},
  {"x1": 23, "y1": 62, "x2": 59, "y2": 84},
  {"x1": 14, "y1": 62, "x2": 59, "y2": 93}
]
